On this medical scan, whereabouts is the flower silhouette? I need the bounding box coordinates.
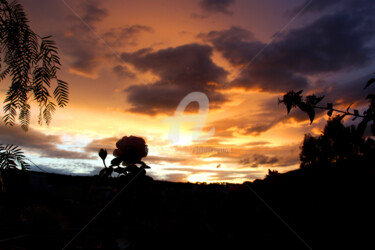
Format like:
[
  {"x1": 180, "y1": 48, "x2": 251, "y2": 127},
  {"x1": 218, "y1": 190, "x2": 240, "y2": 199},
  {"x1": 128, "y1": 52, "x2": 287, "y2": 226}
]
[
  {"x1": 112, "y1": 136, "x2": 148, "y2": 165},
  {"x1": 98, "y1": 136, "x2": 150, "y2": 178}
]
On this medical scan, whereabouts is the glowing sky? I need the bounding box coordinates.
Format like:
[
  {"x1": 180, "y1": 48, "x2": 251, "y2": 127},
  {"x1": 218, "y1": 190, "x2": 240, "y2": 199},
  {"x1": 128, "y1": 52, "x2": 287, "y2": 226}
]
[{"x1": 1, "y1": 0, "x2": 375, "y2": 183}]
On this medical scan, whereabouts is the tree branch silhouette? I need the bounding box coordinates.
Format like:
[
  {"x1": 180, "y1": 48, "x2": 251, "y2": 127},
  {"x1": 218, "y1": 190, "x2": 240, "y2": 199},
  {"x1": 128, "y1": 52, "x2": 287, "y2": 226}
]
[
  {"x1": 0, "y1": 0, "x2": 69, "y2": 131},
  {"x1": 279, "y1": 78, "x2": 375, "y2": 134}
]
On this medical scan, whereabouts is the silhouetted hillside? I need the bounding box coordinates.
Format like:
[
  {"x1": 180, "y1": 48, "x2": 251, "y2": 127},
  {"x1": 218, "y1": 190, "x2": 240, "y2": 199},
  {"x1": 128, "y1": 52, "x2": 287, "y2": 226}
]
[{"x1": 1, "y1": 164, "x2": 374, "y2": 249}]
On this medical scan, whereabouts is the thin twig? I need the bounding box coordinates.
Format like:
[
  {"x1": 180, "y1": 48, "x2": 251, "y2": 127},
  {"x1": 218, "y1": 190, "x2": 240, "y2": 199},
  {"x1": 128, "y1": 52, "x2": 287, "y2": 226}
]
[{"x1": 314, "y1": 106, "x2": 365, "y2": 118}]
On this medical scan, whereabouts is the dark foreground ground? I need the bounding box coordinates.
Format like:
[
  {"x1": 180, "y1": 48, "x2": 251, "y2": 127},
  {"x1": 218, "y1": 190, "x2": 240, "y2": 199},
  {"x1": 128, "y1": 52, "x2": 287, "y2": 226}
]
[{"x1": 1, "y1": 164, "x2": 374, "y2": 249}]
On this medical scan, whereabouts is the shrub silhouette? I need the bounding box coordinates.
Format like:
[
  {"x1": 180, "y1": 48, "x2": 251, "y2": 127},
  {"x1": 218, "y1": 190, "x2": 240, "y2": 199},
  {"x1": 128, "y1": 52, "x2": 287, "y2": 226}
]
[{"x1": 264, "y1": 169, "x2": 280, "y2": 183}]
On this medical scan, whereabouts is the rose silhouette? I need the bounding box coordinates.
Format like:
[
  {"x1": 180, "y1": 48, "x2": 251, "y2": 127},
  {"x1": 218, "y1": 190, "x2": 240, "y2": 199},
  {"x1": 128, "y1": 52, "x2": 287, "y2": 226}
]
[
  {"x1": 98, "y1": 136, "x2": 149, "y2": 178},
  {"x1": 112, "y1": 136, "x2": 148, "y2": 165}
]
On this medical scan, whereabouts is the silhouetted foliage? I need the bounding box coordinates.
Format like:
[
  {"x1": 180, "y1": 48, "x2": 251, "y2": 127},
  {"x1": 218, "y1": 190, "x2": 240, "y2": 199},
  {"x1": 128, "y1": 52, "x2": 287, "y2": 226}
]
[
  {"x1": 98, "y1": 136, "x2": 150, "y2": 178},
  {"x1": 264, "y1": 169, "x2": 280, "y2": 183},
  {"x1": 0, "y1": 144, "x2": 29, "y2": 170},
  {"x1": 0, "y1": 0, "x2": 69, "y2": 130},
  {"x1": 300, "y1": 116, "x2": 369, "y2": 168},
  {"x1": 279, "y1": 79, "x2": 375, "y2": 129},
  {"x1": 280, "y1": 77, "x2": 375, "y2": 169}
]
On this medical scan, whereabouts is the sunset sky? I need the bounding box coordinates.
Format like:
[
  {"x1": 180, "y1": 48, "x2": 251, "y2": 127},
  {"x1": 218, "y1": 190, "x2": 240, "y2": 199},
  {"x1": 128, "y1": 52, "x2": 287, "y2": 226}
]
[{"x1": 1, "y1": 0, "x2": 375, "y2": 183}]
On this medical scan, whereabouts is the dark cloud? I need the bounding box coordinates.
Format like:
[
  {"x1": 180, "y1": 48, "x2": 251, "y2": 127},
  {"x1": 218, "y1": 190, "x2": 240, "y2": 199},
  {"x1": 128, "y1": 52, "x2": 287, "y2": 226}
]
[
  {"x1": 121, "y1": 44, "x2": 228, "y2": 115},
  {"x1": 241, "y1": 110, "x2": 321, "y2": 136},
  {"x1": 199, "y1": 26, "x2": 309, "y2": 92},
  {"x1": 80, "y1": 0, "x2": 108, "y2": 26},
  {"x1": 235, "y1": 144, "x2": 300, "y2": 169},
  {"x1": 121, "y1": 44, "x2": 227, "y2": 83},
  {"x1": 201, "y1": 7, "x2": 374, "y2": 93},
  {"x1": 112, "y1": 65, "x2": 136, "y2": 79},
  {"x1": 198, "y1": 26, "x2": 260, "y2": 65},
  {"x1": 233, "y1": 68, "x2": 309, "y2": 93},
  {"x1": 67, "y1": 47, "x2": 101, "y2": 78},
  {"x1": 239, "y1": 154, "x2": 279, "y2": 168},
  {"x1": 102, "y1": 25, "x2": 153, "y2": 47},
  {"x1": 0, "y1": 125, "x2": 58, "y2": 149},
  {"x1": 241, "y1": 141, "x2": 271, "y2": 147},
  {"x1": 199, "y1": 0, "x2": 235, "y2": 15},
  {"x1": 0, "y1": 125, "x2": 93, "y2": 160},
  {"x1": 322, "y1": 75, "x2": 375, "y2": 108},
  {"x1": 241, "y1": 121, "x2": 280, "y2": 136},
  {"x1": 60, "y1": 1, "x2": 151, "y2": 77},
  {"x1": 58, "y1": 0, "x2": 108, "y2": 77},
  {"x1": 289, "y1": 0, "x2": 375, "y2": 17},
  {"x1": 287, "y1": 0, "x2": 341, "y2": 15},
  {"x1": 268, "y1": 13, "x2": 372, "y2": 75},
  {"x1": 84, "y1": 136, "x2": 118, "y2": 154},
  {"x1": 237, "y1": 116, "x2": 284, "y2": 136}
]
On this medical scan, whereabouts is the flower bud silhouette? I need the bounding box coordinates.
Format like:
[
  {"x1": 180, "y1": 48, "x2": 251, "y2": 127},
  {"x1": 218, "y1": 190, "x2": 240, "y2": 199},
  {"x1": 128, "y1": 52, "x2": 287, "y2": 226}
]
[
  {"x1": 98, "y1": 148, "x2": 107, "y2": 161},
  {"x1": 98, "y1": 148, "x2": 108, "y2": 169}
]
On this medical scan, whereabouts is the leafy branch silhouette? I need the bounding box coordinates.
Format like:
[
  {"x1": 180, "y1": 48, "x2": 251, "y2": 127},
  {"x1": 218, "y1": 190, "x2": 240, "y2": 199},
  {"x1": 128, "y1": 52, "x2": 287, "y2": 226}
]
[
  {"x1": 279, "y1": 79, "x2": 375, "y2": 137},
  {"x1": 279, "y1": 77, "x2": 375, "y2": 169},
  {"x1": 0, "y1": 0, "x2": 69, "y2": 130}
]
